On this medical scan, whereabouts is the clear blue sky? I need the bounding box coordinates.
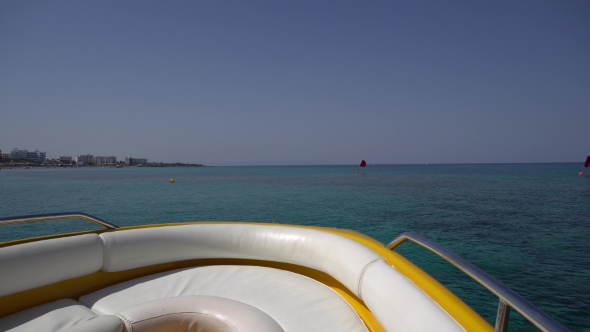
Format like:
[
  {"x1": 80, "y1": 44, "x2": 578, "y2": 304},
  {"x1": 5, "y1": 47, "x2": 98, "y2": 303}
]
[{"x1": 1, "y1": 1, "x2": 589, "y2": 165}]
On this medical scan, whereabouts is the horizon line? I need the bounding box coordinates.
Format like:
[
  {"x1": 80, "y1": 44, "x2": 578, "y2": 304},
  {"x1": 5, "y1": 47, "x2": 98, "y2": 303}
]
[{"x1": 208, "y1": 161, "x2": 584, "y2": 167}]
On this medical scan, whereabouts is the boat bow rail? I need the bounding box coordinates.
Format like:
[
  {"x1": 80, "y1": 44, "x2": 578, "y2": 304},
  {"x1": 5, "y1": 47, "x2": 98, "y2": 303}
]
[
  {"x1": 387, "y1": 232, "x2": 568, "y2": 332},
  {"x1": 0, "y1": 213, "x2": 568, "y2": 331},
  {"x1": 0, "y1": 212, "x2": 119, "y2": 229}
]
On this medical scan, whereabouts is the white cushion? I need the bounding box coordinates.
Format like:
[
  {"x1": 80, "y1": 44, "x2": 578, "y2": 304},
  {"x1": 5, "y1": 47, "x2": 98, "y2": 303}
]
[
  {"x1": 360, "y1": 260, "x2": 463, "y2": 332},
  {"x1": 0, "y1": 234, "x2": 103, "y2": 297},
  {"x1": 62, "y1": 315, "x2": 123, "y2": 332},
  {"x1": 0, "y1": 299, "x2": 98, "y2": 332},
  {"x1": 116, "y1": 296, "x2": 284, "y2": 332},
  {"x1": 98, "y1": 224, "x2": 381, "y2": 298},
  {"x1": 80, "y1": 265, "x2": 368, "y2": 332}
]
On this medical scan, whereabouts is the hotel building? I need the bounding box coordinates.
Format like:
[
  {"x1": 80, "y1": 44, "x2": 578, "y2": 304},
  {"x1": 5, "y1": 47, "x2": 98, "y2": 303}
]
[
  {"x1": 125, "y1": 157, "x2": 148, "y2": 165},
  {"x1": 11, "y1": 148, "x2": 47, "y2": 164},
  {"x1": 76, "y1": 155, "x2": 93, "y2": 165},
  {"x1": 94, "y1": 156, "x2": 117, "y2": 165}
]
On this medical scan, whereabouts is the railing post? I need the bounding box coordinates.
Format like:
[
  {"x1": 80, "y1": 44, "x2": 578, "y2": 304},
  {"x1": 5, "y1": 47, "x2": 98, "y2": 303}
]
[
  {"x1": 494, "y1": 299, "x2": 511, "y2": 332},
  {"x1": 0, "y1": 212, "x2": 118, "y2": 229},
  {"x1": 386, "y1": 232, "x2": 568, "y2": 331}
]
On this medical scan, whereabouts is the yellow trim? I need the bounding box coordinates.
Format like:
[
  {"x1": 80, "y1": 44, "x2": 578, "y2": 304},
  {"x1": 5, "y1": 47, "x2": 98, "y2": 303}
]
[
  {"x1": 320, "y1": 228, "x2": 493, "y2": 331},
  {"x1": 0, "y1": 230, "x2": 102, "y2": 248},
  {"x1": 0, "y1": 214, "x2": 112, "y2": 229},
  {"x1": 0, "y1": 221, "x2": 491, "y2": 331}
]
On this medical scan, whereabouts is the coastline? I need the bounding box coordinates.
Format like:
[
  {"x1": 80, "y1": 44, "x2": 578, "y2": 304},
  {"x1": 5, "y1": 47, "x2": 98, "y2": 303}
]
[{"x1": 0, "y1": 163, "x2": 205, "y2": 170}]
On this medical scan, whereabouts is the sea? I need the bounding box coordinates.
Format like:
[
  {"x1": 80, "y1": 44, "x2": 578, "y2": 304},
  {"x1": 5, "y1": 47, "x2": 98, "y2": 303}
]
[{"x1": 0, "y1": 164, "x2": 588, "y2": 331}]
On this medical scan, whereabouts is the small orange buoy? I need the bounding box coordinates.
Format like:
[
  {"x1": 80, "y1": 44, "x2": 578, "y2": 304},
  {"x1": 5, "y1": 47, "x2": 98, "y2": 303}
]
[{"x1": 579, "y1": 172, "x2": 584, "y2": 177}]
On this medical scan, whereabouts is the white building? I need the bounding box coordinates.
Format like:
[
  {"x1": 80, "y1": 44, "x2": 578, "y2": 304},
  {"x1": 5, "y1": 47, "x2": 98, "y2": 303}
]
[
  {"x1": 1, "y1": 149, "x2": 11, "y2": 160},
  {"x1": 76, "y1": 155, "x2": 93, "y2": 165},
  {"x1": 94, "y1": 156, "x2": 117, "y2": 165},
  {"x1": 125, "y1": 157, "x2": 148, "y2": 165},
  {"x1": 11, "y1": 149, "x2": 26, "y2": 160},
  {"x1": 11, "y1": 148, "x2": 46, "y2": 164}
]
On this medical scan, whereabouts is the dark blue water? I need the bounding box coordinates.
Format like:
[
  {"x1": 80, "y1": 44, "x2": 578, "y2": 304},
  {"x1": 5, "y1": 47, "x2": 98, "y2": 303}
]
[{"x1": 1, "y1": 164, "x2": 588, "y2": 330}]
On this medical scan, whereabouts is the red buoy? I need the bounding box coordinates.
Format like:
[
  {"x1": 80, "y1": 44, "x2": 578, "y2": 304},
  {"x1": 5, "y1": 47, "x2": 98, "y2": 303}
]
[{"x1": 579, "y1": 171, "x2": 584, "y2": 176}]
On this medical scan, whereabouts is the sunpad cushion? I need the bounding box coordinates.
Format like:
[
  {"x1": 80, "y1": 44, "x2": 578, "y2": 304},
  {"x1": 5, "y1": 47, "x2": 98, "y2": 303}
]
[
  {"x1": 116, "y1": 295, "x2": 284, "y2": 332},
  {"x1": 0, "y1": 299, "x2": 99, "y2": 332},
  {"x1": 80, "y1": 265, "x2": 368, "y2": 332}
]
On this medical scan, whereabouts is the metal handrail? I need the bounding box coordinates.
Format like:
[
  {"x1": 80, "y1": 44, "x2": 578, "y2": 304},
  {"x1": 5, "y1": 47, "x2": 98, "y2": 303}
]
[
  {"x1": 0, "y1": 212, "x2": 119, "y2": 229},
  {"x1": 387, "y1": 232, "x2": 568, "y2": 332}
]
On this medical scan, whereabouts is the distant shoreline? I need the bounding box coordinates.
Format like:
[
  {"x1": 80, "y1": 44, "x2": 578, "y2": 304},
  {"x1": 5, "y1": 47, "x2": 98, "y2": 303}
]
[
  {"x1": 0, "y1": 162, "x2": 584, "y2": 170},
  {"x1": 0, "y1": 164, "x2": 205, "y2": 169}
]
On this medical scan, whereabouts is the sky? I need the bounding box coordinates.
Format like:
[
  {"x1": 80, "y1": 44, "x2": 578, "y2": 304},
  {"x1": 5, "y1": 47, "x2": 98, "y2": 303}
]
[{"x1": 1, "y1": 1, "x2": 589, "y2": 165}]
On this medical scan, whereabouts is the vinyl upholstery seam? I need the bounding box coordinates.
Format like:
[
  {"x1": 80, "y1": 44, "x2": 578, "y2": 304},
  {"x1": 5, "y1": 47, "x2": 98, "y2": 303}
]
[
  {"x1": 119, "y1": 311, "x2": 239, "y2": 332},
  {"x1": 98, "y1": 235, "x2": 110, "y2": 272},
  {"x1": 357, "y1": 258, "x2": 381, "y2": 299}
]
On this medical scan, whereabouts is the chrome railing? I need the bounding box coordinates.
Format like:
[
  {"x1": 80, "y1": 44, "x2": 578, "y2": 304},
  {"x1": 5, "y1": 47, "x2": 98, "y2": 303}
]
[
  {"x1": 0, "y1": 212, "x2": 119, "y2": 229},
  {"x1": 387, "y1": 232, "x2": 568, "y2": 332}
]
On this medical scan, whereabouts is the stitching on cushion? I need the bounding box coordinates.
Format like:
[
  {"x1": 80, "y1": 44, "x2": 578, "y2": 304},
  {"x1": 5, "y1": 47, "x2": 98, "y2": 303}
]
[
  {"x1": 98, "y1": 235, "x2": 111, "y2": 272},
  {"x1": 357, "y1": 258, "x2": 381, "y2": 299},
  {"x1": 115, "y1": 314, "x2": 133, "y2": 332},
  {"x1": 133, "y1": 311, "x2": 239, "y2": 332}
]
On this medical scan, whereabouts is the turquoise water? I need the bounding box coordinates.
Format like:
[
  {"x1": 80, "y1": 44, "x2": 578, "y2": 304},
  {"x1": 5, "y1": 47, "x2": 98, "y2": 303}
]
[{"x1": 1, "y1": 164, "x2": 588, "y2": 330}]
